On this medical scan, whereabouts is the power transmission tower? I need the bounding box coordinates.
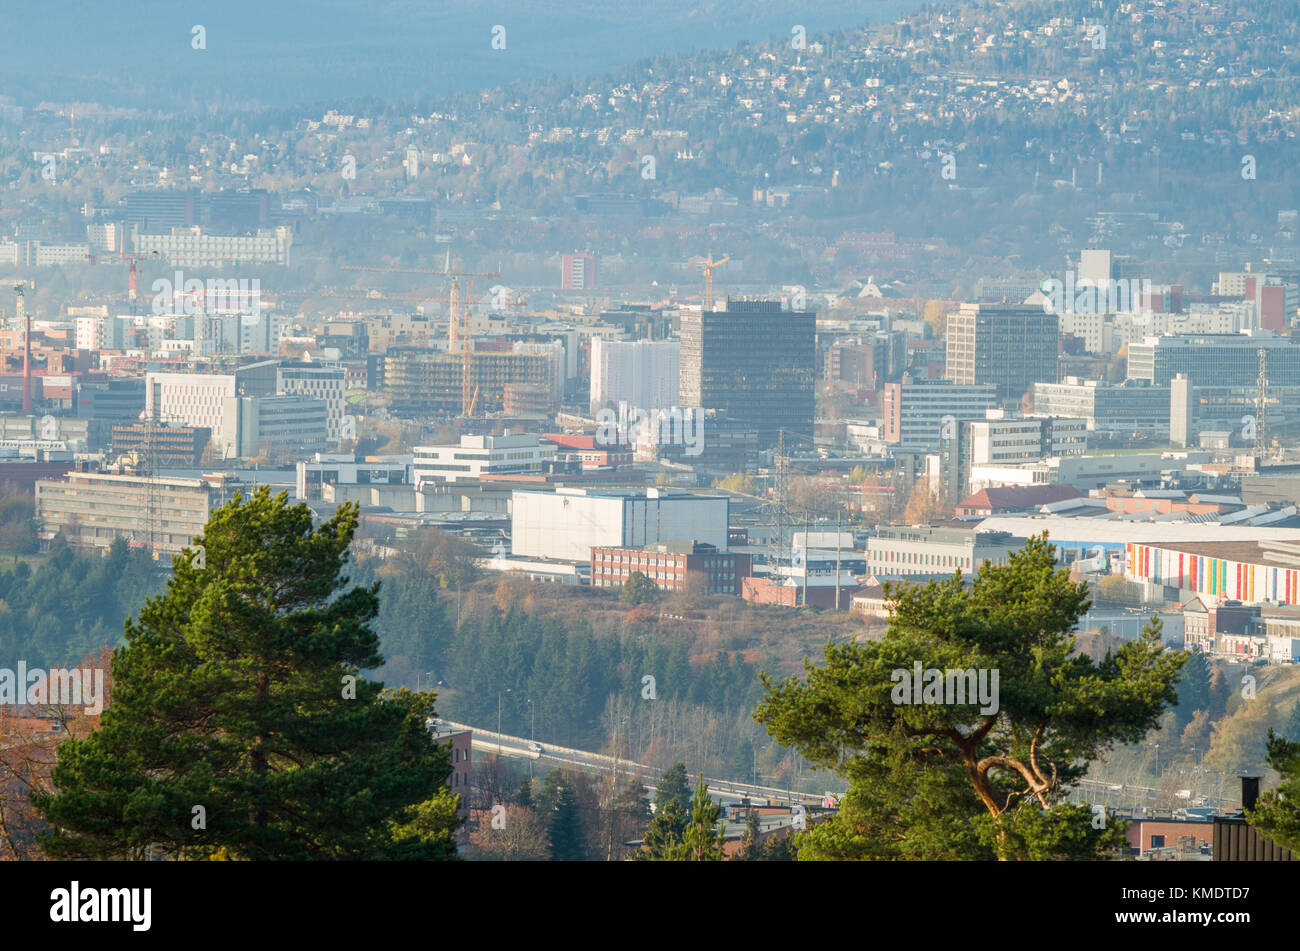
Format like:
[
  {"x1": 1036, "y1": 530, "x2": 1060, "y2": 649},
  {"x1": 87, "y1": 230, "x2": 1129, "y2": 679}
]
[
  {"x1": 1255, "y1": 347, "x2": 1269, "y2": 462},
  {"x1": 765, "y1": 429, "x2": 790, "y2": 598}
]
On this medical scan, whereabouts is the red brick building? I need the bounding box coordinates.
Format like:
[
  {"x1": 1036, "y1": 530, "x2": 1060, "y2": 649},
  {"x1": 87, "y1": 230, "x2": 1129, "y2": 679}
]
[
  {"x1": 542, "y1": 432, "x2": 633, "y2": 470},
  {"x1": 432, "y1": 724, "x2": 472, "y2": 815},
  {"x1": 1125, "y1": 818, "x2": 1212, "y2": 856},
  {"x1": 591, "y1": 541, "x2": 751, "y2": 595}
]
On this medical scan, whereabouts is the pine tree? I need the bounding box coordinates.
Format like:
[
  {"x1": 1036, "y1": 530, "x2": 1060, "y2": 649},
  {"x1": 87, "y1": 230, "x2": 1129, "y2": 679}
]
[
  {"x1": 654, "y1": 762, "x2": 691, "y2": 815},
  {"x1": 516, "y1": 778, "x2": 534, "y2": 809},
  {"x1": 1247, "y1": 730, "x2": 1300, "y2": 853},
  {"x1": 34, "y1": 488, "x2": 461, "y2": 860},
  {"x1": 539, "y1": 769, "x2": 586, "y2": 861},
  {"x1": 637, "y1": 797, "x2": 688, "y2": 860},
  {"x1": 736, "y1": 807, "x2": 763, "y2": 861},
  {"x1": 1174, "y1": 651, "x2": 1212, "y2": 728},
  {"x1": 674, "y1": 774, "x2": 725, "y2": 861},
  {"x1": 756, "y1": 533, "x2": 1183, "y2": 861}
]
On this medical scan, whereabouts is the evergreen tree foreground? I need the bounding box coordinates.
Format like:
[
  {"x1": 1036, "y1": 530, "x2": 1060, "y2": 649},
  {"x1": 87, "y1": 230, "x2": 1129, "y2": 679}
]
[{"x1": 34, "y1": 488, "x2": 461, "y2": 860}]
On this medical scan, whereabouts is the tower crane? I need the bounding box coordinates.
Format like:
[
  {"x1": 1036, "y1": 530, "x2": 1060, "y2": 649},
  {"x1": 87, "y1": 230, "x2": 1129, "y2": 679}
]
[
  {"x1": 332, "y1": 254, "x2": 526, "y2": 416},
  {"x1": 701, "y1": 251, "x2": 730, "y2": 311}
]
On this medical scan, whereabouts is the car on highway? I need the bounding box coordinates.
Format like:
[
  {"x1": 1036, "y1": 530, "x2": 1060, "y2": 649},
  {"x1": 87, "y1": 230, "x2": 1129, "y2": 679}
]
[{"x1": 528, "y1": 742, "x2": 544, "y2": 754}]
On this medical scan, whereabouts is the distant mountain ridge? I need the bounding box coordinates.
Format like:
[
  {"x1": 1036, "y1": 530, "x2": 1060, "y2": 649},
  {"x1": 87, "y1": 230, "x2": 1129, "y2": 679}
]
[{"x1": 0, "y1": 0, "x2": 922, "y2": 111}]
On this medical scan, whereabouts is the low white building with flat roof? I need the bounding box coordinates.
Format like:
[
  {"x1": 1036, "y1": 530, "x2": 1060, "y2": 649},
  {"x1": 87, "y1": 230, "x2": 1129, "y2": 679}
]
[
  {"x1": 511, "y1": 486, "x2": 729, "y2": 562},
  {"x1": 412, "y1": 432, "x2": 556, "y2": 486}
]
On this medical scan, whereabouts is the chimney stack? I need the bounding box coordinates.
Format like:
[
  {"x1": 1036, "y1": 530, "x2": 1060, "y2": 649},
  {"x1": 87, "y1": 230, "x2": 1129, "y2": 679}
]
[
  {"x1": 1242, "y1": 776, "x2": 1260, "y2": 812},
  {"x1": 18, "y1": 286, "x2": 31, "y2": 415}
]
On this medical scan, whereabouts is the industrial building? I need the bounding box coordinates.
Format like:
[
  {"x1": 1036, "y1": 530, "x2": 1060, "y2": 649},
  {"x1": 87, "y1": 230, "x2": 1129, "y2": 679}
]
[
  {"x1": 296, "y1": 453, "x2": 413, "y2": 502},
  {"x1": 511, "y1": 487, "x2": 730, "y2": 562},
  {"x1": 1125, "y1": 538, "x2": 1300, "y2": 609}
]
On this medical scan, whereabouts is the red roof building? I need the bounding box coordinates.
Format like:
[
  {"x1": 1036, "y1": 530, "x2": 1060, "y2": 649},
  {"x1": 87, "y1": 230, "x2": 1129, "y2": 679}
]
[{"x1": 955, "y1": 484, "x2": 1084, "y2": 516}]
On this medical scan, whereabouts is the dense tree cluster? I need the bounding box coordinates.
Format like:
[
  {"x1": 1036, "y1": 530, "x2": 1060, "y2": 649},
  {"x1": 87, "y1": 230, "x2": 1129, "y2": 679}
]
[{"x1": 0, "y1": 538, "x2": 163, "y2": 668}]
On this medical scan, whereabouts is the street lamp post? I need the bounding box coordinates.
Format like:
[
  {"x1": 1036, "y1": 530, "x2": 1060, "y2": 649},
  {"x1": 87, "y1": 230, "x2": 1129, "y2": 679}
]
[
  {"x1": 497, "y1": 688, "x2": 511, "y2": 757},
  {"x1": 526, "y1": 698, "x2": 535, "y2": 780}
]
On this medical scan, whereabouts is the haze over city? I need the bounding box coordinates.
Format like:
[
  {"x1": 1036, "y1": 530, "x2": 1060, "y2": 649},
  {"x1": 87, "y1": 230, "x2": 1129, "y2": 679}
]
[{"x1": 0, "y1": 0, "x2": 1296, "y2": 933}]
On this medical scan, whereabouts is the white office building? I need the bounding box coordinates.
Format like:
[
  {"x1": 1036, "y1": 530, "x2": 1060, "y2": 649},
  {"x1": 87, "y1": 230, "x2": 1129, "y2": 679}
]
[
  {"x1": 511, "y1": 486, "x2": 729, "y2": 562},
  {"x1": 146, "y1": 371, "x2": 238, "y2": 446},
  {"x1": 220, "y1": 394, "x2": 329, "y2": 460},
  {"x1": 412, "y1": 433, "x2": 556, "y2": 486},
  {"x1": 134, "y1": 226, "x2": 292, "y2": 267},
  {"x1": 277, "y1": 363, "x2": 347, "y2": 441},
  {"x1": 590, "y1": 338, "x2": 680, "y2": 414}
]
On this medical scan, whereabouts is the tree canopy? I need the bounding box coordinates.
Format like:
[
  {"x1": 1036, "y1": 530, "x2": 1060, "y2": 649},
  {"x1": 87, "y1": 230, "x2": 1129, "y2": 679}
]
[
  {"x1": 755, "y1": 533, "x2": 1184, "y2": 860},
  {"x1": 34, "y1": 488, "x2": 461, "y2": 860}
]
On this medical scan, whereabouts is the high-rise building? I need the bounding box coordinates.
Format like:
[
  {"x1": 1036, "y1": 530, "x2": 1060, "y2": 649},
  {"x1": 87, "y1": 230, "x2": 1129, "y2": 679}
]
[
  {"x1": 220, "y1": 394, "x2": 329, "y2": 459},
  {"x1": 561, "y1": 252, "x2": 598, "y2": 291},
  {"x1": 276, "y1": 362, "x2": 347, "y2": 442},
  {"x1": 825, "y1": 331, "x2": 907, "y2": 387},
  {"x1": 679, "y1": 299, "x2": 815, "y2": 450},
  {"x1": 589, "y1": 338, "x2": 680, "y2": 413},
  {"x1": 1170, "y1": 375, "x2": 1194, "y2": 447},
  {"x1": 945, "y1": 302, "x2": 1060, "y2": 401},
  {"x1": 883, "y1": 379, "x2": 998, "y2": 449},
  {"x1": 145, "y1": 371, "x2": 238, "y2": 445}
]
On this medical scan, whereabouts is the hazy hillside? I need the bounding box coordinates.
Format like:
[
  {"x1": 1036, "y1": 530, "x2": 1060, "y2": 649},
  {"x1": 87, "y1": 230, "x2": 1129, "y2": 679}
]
[{"x1": 0, "y1": 0, "x2": 922, "y2": 111}]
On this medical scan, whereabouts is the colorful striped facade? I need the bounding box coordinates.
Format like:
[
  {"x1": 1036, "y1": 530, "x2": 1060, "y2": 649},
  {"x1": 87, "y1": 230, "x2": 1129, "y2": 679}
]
[{"x1": 1126, "y1": 542, "x2": 1300, "y2": 606}]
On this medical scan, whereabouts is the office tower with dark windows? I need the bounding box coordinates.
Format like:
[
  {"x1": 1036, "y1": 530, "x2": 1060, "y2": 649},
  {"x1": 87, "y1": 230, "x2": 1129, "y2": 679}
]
[
  {"x1": 124, "y1": 189, "x2": 197, "y2": 232},
  {"x1": 679, "y1": 299, "x2": 815, "y2": 450}
]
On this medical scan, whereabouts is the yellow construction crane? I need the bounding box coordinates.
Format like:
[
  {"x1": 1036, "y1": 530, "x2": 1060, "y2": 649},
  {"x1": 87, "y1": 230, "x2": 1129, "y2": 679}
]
[
  {"x1": 701, "y1": 252, "x2": 729, "y2": 311},
  {"x1": 334, "y1": 254, "x2": 526, "y2": 417}
]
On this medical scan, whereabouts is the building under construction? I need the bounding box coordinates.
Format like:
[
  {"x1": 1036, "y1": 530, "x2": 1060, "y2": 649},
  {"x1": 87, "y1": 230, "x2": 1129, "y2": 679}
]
[{"x1": 384, "y1": 347, "x2": 557, "y2": 417}]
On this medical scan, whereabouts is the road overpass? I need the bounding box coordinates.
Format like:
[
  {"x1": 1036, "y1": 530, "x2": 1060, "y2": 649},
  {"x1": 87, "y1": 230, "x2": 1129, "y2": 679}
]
[{"x1": 432, "y1": 718, "x2": 828, "y2": 807}]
